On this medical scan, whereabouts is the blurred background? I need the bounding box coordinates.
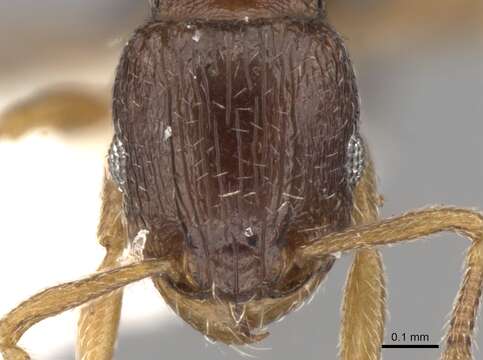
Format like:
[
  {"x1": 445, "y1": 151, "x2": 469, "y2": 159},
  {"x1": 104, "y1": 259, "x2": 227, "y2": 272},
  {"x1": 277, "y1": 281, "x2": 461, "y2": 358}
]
[{"x1": 0, "y1": 1, "x2": 482, "y2": 359}]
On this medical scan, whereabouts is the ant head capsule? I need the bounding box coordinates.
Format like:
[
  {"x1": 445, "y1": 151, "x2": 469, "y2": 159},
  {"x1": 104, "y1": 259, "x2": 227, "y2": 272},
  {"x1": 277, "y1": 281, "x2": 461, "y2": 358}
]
[{"x1": 113, "y1": 14, "x2": 359, "y2": 304}]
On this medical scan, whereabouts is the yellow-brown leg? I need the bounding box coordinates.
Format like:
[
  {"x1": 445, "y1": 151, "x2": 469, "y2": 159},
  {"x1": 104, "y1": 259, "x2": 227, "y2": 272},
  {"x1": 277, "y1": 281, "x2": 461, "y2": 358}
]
[
  {"x1": 340, "y1": 250, "x2": 385, "y2": 360},
  {"x1": 298, "y1": 207, "x2": 483, "y2": 360},
  {"x1": 76, "y1": 176, "x2": 126, "y2": 360},
  {"x1": 339, "y1": 154, "x2": 386, "y2": 360},
  {"x1": 0, "y1": 86, "x2": 109, "y2": 139}
]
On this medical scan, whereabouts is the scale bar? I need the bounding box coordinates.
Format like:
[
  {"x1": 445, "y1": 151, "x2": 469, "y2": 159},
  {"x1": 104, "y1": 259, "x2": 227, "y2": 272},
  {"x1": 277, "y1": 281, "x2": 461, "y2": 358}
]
[{"x1": 382, "y1": 345, "x2": 439, "y2": 349}]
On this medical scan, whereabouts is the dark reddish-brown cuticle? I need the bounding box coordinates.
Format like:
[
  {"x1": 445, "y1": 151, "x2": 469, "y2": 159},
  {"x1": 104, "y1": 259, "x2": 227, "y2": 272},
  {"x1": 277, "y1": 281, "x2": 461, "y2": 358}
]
[{"x1": 113, "y1": 0, "x2": 359, "y2": 315}]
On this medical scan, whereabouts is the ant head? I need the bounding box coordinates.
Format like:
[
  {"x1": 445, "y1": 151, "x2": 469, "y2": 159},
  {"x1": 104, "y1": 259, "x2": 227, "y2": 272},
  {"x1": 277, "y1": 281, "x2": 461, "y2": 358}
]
[{"x1": 150, "y1": 0, "x2": 326, "y2": 21}]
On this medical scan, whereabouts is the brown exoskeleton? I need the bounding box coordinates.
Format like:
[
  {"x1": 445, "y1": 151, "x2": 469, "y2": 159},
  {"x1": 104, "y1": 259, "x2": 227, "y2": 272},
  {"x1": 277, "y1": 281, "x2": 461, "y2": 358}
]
[{"x1": 0, "y1": 1, "x2": 482, "y2": 359}]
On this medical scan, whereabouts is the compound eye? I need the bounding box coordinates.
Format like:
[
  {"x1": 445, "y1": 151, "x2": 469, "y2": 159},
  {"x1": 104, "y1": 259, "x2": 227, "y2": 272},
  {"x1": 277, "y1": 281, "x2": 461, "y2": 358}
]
[
  {"x1": 108, "y1": 135, "x2": 127, "y2": 192},
  {"x1": 346, "y1": 134, "x2": 365, "y2": 185}
]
